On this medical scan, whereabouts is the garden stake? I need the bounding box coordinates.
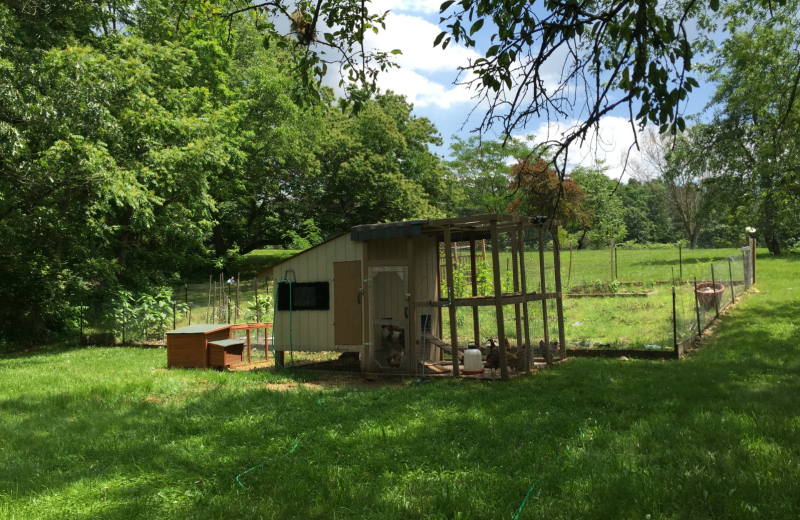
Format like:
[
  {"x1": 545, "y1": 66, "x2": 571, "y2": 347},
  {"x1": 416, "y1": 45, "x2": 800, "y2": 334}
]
[
  {"x1": 742, "y1": 250, "x2": 748, "y2": 289},
  {"x1": 122, "y1": 301, "x2": 126, "y2": 345},
  {"x1": 694, "y1": 277, "x2": 702, "y2": 335},
  {"x1": 679, "y1": 243, "x2": 682, "y2": 281},
  {"x1": 728, "y1": 258, "x2": 735, "y2": 305},
  {"x1": 672, "y1": 287, "x2": 677, "y2": 354},
  {"x1": 79, "y1": 300, "x2": 83, "y2": 345},
  {"x1": 173, "y1": 301, "x2": 176, "y2": 330},
  {"x1": 185, "y1": 283, "x2": 188, "y2": 304},
  {"x1": 711, "y1": 264, "x2": 719, "y2": 319},
  {"x1": 614, "y1": 244, "x2": 618, "y2": 280}
]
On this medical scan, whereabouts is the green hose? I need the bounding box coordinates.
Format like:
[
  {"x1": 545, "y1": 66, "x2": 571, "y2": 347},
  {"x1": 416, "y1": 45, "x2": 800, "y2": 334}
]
[{"x1": 271, "y1": 279, "x2": 294, "y2": 370}]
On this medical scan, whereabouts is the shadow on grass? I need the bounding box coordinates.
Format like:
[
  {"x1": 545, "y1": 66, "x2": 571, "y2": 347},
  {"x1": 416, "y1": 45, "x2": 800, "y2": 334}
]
[{"x1": 1, "y1": 279, "x2": 800, "y2": 518}]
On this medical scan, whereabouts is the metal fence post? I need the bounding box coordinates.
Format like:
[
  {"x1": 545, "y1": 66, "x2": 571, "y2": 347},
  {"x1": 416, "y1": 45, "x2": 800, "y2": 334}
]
[
  {"x1": 185, "y1": 284, "x2": 188, "y2": 304},
  {"x1": 711, "y1": 264, "x2": 720, "y2": 319},
  {"x1": 122, "y1": 302, "x2": 126, "y2": 345},
  {"x1": 742, "y1": 249, "x2": 748, "y2": 289},
  {"x1": 672, "y1": 287, "x2": 678, "y2": 354},
  {"x1": 614, "y1": 245, "x2": 618, "y2": 280},
  {"x1": 679, "y1": 243, "x2": 683, "y2": 281},
  {"x1": 694, "y1": 277, "x2": 701, "y2": 335},
  {"x1": 173, "y1": 301, "x2": 176, "y2": 330},
  {"x1": 79, "y1": 301, "x2": 84, "y2": 345},
  {"x1": 728, "y1": 258, "x2": 735, "y2": 305}
]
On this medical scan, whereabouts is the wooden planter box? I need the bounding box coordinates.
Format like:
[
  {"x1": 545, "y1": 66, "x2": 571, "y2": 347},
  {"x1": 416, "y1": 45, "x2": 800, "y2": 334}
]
[
  {"x1": 166, "y1": 324, "x2": 231, "y2": 368},
  {"x1": 208, "y1": 339, "x2": 245, "y2": 369}
]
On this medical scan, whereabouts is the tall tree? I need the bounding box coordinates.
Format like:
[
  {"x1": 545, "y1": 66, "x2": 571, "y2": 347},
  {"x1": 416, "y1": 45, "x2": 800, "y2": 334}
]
[
  {"x1": 703, "y1": 1, "x2": 800, "y2": 253},
  {"x1": 446, "y1": 136, "x2": 530, "y2": 215},
  {"x1": 632, "y1": 127, "x2": 709, "y2": 248}
]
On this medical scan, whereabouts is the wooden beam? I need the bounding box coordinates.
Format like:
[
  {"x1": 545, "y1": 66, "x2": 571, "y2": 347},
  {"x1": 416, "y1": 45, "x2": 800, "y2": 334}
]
[
  {"x1": 413, "y1": 292, "x2": 559, "y2": 308},
  {"x1": 443, "y1": 225, "x2": 459, "y2": 376},
  {"x1": 552, "y1": 227, "x2": 567, "y2": 359},
  {"x1": 469, "y1": 233, "x2": 480, "y2": 347},
  {"x1": 490, "y1": 220, "x2": 509, "y2": 380},
  {"x1": 367, "y1": 259, "x2": 409, "y2": 267},
  {"x1": 435, "y1": 240, "x2": 443, "y2": 359},
  {"x1": 362, "y1": 241, "x2": 371, "y2": 372},
  {"x1": 511, "y1": 226, "x2": 523, "y2": 354},
  {"x1": 538, "y1": 226, "x2": 552, "y2": 364},
  {"x1": 518, "y1": 223, "x2": 532, "y2": 373},
  {"x1": 407, "y1": 237, "x2": 417, "y2": 375}
]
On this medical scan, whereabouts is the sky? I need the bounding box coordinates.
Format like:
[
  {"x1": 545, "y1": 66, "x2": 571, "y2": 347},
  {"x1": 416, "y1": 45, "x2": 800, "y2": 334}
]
[{"x1": 337, "y1": 0, "x2": 720, "y2": 182}]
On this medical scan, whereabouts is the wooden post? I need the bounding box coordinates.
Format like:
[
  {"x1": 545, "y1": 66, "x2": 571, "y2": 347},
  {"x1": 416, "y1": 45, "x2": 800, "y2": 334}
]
[
  {"x1": 435, "y1": 241, "x2": 443, "y2": 352},
  {"x1": 567, "y1": 244, "x2": 573, "y2": 287},
  {"x1": 246, "y1": 329, "x2": 252, "y2": 363},
  {"x1": 254, "y1": 277, "x2": 259, "y2": 344},
  {"x1": 610, "y1": 237, "x2": 615, "y2": 282},
  {"x1": 751, "y1": 237, "x2": 756, "y2": 284},
  {"x1": 711, "y1": 264, "x2": 720, "y2": 319},
  {"x1": 511, "y1": 228, "x2": 523, "y2": 351},
  {"x1": 443, "y1": 225, "x2": 460, "y2": 377},
  {"x1": 481, "y1": 239, "x2": 487, "y2": 261},
  {"x1": 407, "y1": 237, "x2": 417, "y2": 375},
  {"x1": 469, "y1": 233, "x2": 480, "y2": 348},
  {"x1": 694, "y1": 277, "x2": 702, "y2": 335},
  {"x1": 537, "y1": 227, "x2": 551, "y2": 364},
  {"x1": 490, "y1": 220, "x2": 509, "y2": 380},
  {"x1": 552, "y1": 226, "x2": 567, "y2": 359},
  {"x1": 206, "y1": 275, "x2": 212, "y2": 323},
  {"x1": 212, "y1": 281, "x2": 216, "y2": 323},
  {"x1": 362, "y1": 241, "x2": 371, "y2": 372},
  {"x1": 518, "y1": 224, "x2": 532, "y2": 372},
  {"x1": 672, "y1": 287, "x2": 678, "y2": 354},
  {"x1": 728, "y1": 257, "x2": 735, "y2": 305}
]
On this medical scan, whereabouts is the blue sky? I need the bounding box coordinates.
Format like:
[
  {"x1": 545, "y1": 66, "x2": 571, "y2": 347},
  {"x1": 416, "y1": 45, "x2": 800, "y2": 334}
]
[{"x1": 347, "y1": 0, "x2": 719, "y2": 181}]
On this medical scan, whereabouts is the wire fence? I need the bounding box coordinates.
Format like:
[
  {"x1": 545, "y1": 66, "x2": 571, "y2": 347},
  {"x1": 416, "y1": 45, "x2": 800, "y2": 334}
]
[{"x1": 74, "y1": 276, "x2": 275, "y2": 349}]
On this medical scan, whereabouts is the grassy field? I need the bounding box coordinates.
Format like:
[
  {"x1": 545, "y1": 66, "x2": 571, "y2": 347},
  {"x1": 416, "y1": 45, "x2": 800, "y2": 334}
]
[{"x1": 1, "y1": 253, "x2": 799, "y2": 519}]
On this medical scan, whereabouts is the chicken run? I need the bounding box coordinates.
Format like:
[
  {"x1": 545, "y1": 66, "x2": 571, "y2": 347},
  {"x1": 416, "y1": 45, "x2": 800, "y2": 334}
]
[{"x1": 265, "y1": 214, "x2": 568, "y2": 380}]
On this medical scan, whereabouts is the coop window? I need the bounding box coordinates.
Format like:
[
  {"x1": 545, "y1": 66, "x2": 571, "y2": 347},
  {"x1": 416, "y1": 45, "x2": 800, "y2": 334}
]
[
  {"x1": 277, "y1": 282, "x2": 329, "y2": 311},
  {"x1": 420, "y1": 314, "x2": 433, "y2": 334}
]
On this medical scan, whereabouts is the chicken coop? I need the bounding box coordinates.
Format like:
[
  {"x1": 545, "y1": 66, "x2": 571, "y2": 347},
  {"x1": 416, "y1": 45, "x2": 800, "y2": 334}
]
[{"x1": 260, "y1": 214, "x2": 567, "y2": 380}]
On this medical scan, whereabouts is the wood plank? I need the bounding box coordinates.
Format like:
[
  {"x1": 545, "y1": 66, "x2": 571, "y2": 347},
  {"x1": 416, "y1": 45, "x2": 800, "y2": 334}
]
[
  {"x1": 552, "y1": 228, "x2": 567, "y2": 358},
  {"x1": 443, "y1": 225, "x2": 459, "y2": 376},
  {"x1": 490, "y1": 219, "x2": 509, "y2": 380},
  {"x1": 361, "y1": 241, "x2": 370, "y2": 371},
  {"x1": 538, "y1": 227, "x2": 552, "y2": 364},
  {"x1": 366, "y1": 259, "x2": 409, "y2": 267},
  {"x1": 334, "y1": 261, "x2": 363, "y2": 345},
  {"x1": 407, "y1": 237, "x2": 416, "y2": 374},
  {"x1": 469, "y1": 233, "x2": 480, "y2": 347},
  {"x1": 518, "y1": 223, "x2": 532, "y2": 373},
  {"x1": 511, "y1": 227, "x2": 523, "y2": 350}
]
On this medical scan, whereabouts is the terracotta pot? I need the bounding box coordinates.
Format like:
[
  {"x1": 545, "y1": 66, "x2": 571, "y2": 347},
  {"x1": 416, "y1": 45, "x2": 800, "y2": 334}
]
[{"x1": 695, "y1": 282, "x2": 725, "y2": 310}]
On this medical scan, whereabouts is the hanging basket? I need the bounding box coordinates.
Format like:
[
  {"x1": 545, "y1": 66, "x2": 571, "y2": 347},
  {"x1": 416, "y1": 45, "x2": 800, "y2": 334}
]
[{"x1": 695, "y1": 282, "x2": 725, "y2": 310}]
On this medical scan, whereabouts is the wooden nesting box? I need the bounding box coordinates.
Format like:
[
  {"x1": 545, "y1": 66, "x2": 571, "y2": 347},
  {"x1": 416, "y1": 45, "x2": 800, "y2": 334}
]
[
  {"x1": 166, "y1": 324, "x2": 231, "y2": 368},
  {"x1": 208, "y1": 339, "x2": 245, "y2": 369}
]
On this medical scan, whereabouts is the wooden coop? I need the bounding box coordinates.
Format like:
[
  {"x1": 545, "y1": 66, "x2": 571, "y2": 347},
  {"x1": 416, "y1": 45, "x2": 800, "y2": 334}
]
[
  {"x1": 166, "y1": 323, "x2": 273, "y2": 369},
  {"x1": 261, "y1": 214, "x2": 566, "y2": 380}
]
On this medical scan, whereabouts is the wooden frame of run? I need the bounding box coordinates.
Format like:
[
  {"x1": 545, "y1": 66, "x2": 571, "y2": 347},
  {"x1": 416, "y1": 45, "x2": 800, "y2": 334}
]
[{"x1": 410, "y1": 214, "x2": 566, "y2": 380}]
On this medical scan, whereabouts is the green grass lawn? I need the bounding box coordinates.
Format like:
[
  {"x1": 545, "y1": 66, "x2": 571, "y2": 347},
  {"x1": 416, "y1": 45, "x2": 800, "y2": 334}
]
[{"x1": 4, "y1": 252, "x2": 798, "y2": 519}]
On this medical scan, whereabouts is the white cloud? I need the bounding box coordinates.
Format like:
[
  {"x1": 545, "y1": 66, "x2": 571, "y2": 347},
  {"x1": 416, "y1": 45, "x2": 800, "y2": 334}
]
[
  {"x1": 370, "y1": 0, "x2": 441, "y2": 14},
  {"x1": 320, "y1": 12, "x2": 480, "y2": 108},
  {"x1": 377, "y1": 67, "x2": 476, "y2": 108},
  {"x1": 364, "y1": 13, "x2": 480, "y2": 73},
  {"x1": 524, "y1": 116, "x2": 644, "y2": 181}
]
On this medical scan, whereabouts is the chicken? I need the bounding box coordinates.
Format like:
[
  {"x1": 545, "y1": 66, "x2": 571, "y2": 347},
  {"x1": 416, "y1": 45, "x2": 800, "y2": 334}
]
[
  {"x1": 387, "y1": 350, "x2": 404, "y2": 368},
  {"x1": 485, "y1": 339, "x2": 500, "y2": 374}
]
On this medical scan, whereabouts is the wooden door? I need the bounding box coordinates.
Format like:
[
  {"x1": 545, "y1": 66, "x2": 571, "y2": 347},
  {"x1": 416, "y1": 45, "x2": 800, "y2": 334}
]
[{"x1": 334, "y1": 261, "x2": 363, "y2": 345}]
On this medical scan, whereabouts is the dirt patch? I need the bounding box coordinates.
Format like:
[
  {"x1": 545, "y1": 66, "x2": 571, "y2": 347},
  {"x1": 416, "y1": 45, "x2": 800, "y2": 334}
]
[{"x1": 261, "y1": 374, "x2": 404, "y2": 392}]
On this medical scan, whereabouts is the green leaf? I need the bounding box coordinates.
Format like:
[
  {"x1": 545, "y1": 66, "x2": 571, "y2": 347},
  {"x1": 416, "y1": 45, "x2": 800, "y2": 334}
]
[
  {"x1": 470, "y1": 19, "x2": 484, "y2": 36},
  {"x1": 434, "y1": 31, "x2": 447, "y2": 47}
]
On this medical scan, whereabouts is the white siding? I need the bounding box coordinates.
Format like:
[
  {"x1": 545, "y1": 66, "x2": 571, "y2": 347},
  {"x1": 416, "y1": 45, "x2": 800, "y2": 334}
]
[{"x1": 271, "y1": 234, "x2": 363, "y2": 352}]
